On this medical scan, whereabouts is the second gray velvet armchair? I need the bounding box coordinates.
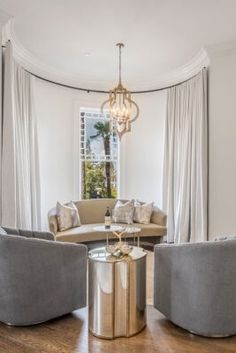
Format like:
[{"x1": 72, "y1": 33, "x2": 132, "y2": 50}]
[
  {"x1": 0, "y1": 228, "x2": 87, "y2": 326},
  {"x1": 154, "y1": 241, "x2": 236, "y2": 337}
]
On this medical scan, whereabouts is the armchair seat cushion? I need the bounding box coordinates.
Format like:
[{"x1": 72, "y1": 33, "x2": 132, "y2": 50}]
[{"x1": 56, "y1": 222, "x2": 167, "y2": 243}]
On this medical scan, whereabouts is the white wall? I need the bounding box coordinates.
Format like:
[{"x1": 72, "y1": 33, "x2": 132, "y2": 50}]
[
  {"x1": 34, "y1": 78, "x2": 77, "y2": 229},
  {"x1": 33, "y1": 78, "x2": 166, "y2": 229},
  {"x1": 33, "y1": 78, "x2": 109, "y2": 229},
  {"x1": 208, "y1": 50, "x2": 236, "y2": 239}
]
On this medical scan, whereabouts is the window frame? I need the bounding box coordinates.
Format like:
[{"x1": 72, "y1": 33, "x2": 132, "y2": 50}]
[{"x1": 78, "y1": 107, "x2": 120, "y2": 200}]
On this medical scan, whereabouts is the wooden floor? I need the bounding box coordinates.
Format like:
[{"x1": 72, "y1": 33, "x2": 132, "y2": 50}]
[{"x1": 0, "y1": 253, "x2": 236, "y2": 353}]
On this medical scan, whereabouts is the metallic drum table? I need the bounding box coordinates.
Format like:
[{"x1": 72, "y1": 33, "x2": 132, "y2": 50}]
[{"x1": 88, "y1": 246, "x2": 147, "y2": 339}]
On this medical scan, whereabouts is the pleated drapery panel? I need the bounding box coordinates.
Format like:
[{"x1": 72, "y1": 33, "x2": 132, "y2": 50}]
[
  {"x1": 1, "y1": 41, "x2": 16, "y2": 227},
  {"x1": 0, "y1": 35, "x2": 3, "y2": 224},
  {"x1": 1, "y1": 41, "x2": 41, "y2": 230},
  {"x1": 13, "y1": 63, "x2": 41, "y2": 230},
  {"x1": 163, "y1": 69, "x2": 208, "y2": 243}
]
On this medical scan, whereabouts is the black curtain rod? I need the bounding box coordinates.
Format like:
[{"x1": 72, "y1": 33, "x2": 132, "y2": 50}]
[
  {"x1": 26, "y1": 68, "x2": 206, "y2": 94},
  {"x1": 2, "y1": 43, "x2": 206, "y2": 94}
]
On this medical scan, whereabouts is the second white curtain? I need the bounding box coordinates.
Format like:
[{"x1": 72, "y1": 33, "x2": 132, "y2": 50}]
[{"x1": 163, "y1": 69, "x2": 208, "y2": 243}]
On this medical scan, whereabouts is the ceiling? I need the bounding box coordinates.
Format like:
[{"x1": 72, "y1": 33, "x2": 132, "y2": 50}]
[{"x1": 0, "y1": 0, "x2": 236, "y2": 90}]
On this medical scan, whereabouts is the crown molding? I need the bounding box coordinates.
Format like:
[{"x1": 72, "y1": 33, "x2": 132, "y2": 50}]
[
  {"x1": 2, "y1": 19, "x2": 80, "y2": 86},
  {"x1": 148, "y1": 47, "x2": 209, "y2": 89},
  {"x1": 0, "y1": 10, "x2": 11, "y2": 29},
  {"x1": 3, "y1": 18, "x2": 210, "y2": 91},
  {"x1": 205, "y1": 40, "x2": 236, "y2": 59}
]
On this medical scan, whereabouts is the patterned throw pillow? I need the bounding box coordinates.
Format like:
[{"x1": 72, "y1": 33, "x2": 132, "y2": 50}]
[
  {"x1": 112, "y1": 200, "x2": 135, "y2": 224},
  {"x1": 56, "y1": 201, "x2": 81, "y2": 232},
  {"x1": 0, "y1": 226, "x2": 7, "y2": 235},
  {"x1": 134, "y1": 200, "x2": 154, "y2": 224},
  {"x1": 67, "y1": 201, "x2": 81, "y2": 228}
]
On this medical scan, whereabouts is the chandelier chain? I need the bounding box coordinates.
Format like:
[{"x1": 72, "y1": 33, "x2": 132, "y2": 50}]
[
  {"x1": 119, "y1": 45, "x2": 121, "y2": 85},
  {"x1": 116, "y1": 43, "x2": 124, "y2": 86}
]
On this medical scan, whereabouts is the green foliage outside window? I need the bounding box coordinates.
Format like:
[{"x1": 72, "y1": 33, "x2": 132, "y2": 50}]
[
  {"x1": 81, "y1": 112, "x2": 118, "y2": 200},
  {"x1": 82, "y1": 161, "x2": 117, "y2": 199}
]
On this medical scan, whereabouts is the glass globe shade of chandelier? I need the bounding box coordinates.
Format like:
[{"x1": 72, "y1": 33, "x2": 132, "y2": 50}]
[{"x1": 101, "y1": 43, "x2": 139, "y2": 139}]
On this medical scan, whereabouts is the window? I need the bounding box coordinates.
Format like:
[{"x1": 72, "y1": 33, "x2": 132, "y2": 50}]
[{"x1": 80, "y1": 108, "x2": 119, "y2": 199}]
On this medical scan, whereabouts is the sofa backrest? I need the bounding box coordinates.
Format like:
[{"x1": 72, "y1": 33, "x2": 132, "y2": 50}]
[
  {"x1": 48, "y1": 198, "x2": 126, "y2": 233},
  {"x1": 74, "y1": 198, "x2": 119, "y2": 224}
]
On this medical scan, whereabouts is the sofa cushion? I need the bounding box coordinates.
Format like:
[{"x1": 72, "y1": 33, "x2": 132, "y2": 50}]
[
  {"x1": 55, "y1": 222, "x2": 167, "y2": 243},
  {"x1": 134, "y1": 201, "x2": 154, "y2": 224},
  {"x1": 56, "y1": 201, "x2": 80, "y2": 231},
  {"x1": 74, "y1": 199, "x2": 117, "y2": 224},
  {"x1": 112, "y1": 200, "x2": 135, "y2": 224},
  {"x1": 150, "y1": 206, "x2": 167, "y2": 226}
]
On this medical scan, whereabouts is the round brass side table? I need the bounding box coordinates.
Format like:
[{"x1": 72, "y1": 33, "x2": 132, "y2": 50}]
[{"x1": 88, "y1": 246, "x2": 147, "y2": 339}]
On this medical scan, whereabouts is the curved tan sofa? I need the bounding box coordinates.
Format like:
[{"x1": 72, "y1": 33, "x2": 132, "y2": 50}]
[{"x1": 48, "y1": 199, "x2": 167, "y2": 243}]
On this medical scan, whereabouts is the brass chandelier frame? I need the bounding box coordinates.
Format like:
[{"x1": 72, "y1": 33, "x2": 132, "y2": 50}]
[{"x1": 101, "y1": 43, "x2": 139, "y2": 139}]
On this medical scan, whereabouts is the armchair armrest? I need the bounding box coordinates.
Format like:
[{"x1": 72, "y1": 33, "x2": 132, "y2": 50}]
[
  {"x1": 151, "y1": 206, "x2": 167, "y2": 226},
  {"x1": 0, "y1": 235, "x2": 87, "y2": 325}
]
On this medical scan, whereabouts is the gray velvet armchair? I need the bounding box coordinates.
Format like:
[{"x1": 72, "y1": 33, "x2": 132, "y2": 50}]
[
  {"x1": 154, "y1": 241, "x2": 236, "y2": 337},
  {"x1": 0, "y1": 228, "x2": 87, "y2": 326}
]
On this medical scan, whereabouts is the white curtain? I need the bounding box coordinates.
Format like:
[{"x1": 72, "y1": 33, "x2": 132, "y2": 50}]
[
  {"x1": 163, "y1": 69, "x2": 208, "y2": 243},
  {"x1": 1, "y1": 41, "x2": 41, "y2": 230},
  {"x1": 1, "y1": 41, "x2": 16, "y2": 226},
  {"x1": 0, "y1": 35, "x2": 3, "y2": 224}
]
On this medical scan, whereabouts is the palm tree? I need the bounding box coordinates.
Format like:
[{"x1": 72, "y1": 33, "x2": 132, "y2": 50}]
[{"x1": 90, "y1": 121, "x2": 112, "y2": 198}]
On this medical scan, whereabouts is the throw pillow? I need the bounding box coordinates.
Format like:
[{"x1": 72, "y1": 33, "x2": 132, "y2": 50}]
[
  {"x1": 56, "y1": 201, "x2": 81, "y2": 232},
  {"x1": 112, "y1": 200, "x2": 135, "y2": 224},
  {"x1": 67, "y1": 201, "x2": 81, "y2": 227},
  {"x1": 134, "y1": 200, "x2": 154, "y2": 224},
  {"x1": 0, "y1": 226, "x2": 7, "y2": 235}
]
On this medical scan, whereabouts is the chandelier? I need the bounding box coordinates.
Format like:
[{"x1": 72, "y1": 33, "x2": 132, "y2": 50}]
[{"x1": 101, "y1": 43, "x2": 139, "y2": 139}]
